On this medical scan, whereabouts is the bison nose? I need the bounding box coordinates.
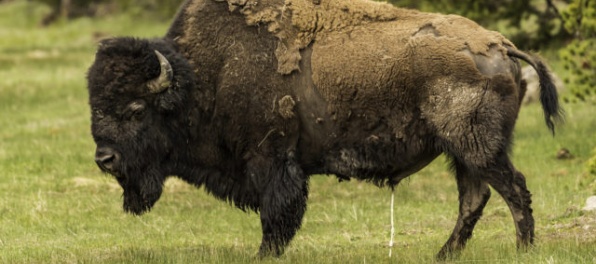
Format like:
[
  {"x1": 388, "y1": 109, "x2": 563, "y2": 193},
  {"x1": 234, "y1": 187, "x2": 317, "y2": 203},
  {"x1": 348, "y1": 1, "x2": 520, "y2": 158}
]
[{"x1": 95, "y1": 147, "x2": 120, "y2": 171}]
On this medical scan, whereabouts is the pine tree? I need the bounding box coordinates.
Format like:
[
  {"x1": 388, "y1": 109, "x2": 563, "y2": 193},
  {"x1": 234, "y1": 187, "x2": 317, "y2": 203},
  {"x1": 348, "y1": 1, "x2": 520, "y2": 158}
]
[{"x1": 560, "y1": 0, "x2": 596, "y2": 104}]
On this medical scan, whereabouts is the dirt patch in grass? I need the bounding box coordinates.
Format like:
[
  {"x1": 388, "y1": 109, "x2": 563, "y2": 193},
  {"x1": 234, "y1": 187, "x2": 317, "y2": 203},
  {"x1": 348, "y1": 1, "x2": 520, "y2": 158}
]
[{"x1": 542, "y1": 209, "x2": 596, "y2": 243}]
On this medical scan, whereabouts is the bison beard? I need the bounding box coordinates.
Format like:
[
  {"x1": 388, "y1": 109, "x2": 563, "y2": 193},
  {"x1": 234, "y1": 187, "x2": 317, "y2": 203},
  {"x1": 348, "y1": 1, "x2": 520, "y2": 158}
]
[
  {"x1": 86, "y1": 0, "x2": 562, "y2": 260},
  {"x1": 96, "y1": 128, "x2": 169, "y2": 215},
  {"x1": 120, "y1": 167, "x2": 164, "y2": 215}
]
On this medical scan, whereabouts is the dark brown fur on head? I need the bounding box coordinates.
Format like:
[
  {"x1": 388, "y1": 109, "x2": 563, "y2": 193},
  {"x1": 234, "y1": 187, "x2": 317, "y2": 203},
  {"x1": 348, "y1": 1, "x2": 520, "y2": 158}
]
[{"x1": 87, "y1": 37, "x2": 196, "y2": 214}]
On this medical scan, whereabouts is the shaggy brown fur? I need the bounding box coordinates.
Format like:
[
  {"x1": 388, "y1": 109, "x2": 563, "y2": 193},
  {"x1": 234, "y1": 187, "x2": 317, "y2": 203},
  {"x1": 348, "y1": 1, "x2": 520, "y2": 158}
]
[
  {"x1": 208, "y1": 0, "x2": 524, "y2": 168},
  {"x1": 87, "y1": 0, "x2": 562, "y2": 260},
  {"x1": 223, "y1": 0, "x2": 512, "y2": 74}
]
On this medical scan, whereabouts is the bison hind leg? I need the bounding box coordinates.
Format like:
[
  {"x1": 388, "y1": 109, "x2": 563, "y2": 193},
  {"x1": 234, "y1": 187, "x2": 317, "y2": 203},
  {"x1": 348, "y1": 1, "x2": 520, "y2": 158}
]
[
  {"x1": 437, "y1": 159, "x2": 491, "y2": 260},
  {"x1": 438, "y1": 152, "x2": 535, "y2": 260},
  {"x1": 432, "y1": 76, "x2": 533, "y2": 258},
  {"x1": 439, "y1": 149, "x2": 534, "y2": 260},
  {"x1": 477, "y1": 151, "x2": 535, "y2": 250}
]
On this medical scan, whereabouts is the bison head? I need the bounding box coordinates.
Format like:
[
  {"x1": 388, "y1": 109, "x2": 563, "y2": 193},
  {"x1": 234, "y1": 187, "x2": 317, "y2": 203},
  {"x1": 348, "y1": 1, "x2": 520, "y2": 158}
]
[{"x1": 87, "y1": 37, "x2": 194, "y2": 215}]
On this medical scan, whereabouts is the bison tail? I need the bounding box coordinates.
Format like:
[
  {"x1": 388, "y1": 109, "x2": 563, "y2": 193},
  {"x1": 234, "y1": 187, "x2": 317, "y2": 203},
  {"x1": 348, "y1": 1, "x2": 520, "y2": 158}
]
[{"x1": 507, "y1": 47, "x2": 563, "y2": 135}]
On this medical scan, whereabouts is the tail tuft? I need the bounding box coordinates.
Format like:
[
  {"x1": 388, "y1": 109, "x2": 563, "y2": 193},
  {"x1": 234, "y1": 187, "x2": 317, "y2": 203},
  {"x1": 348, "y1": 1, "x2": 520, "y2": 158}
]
[{"x1": 507, "y1": 47, "x2": 563, "y2": 135}]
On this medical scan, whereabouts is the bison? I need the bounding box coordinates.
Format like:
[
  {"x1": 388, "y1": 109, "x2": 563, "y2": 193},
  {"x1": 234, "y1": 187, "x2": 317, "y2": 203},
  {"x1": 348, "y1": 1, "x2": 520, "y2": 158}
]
[{"x1": 86, "y1": 0, "x2": 562, "y2": 259}]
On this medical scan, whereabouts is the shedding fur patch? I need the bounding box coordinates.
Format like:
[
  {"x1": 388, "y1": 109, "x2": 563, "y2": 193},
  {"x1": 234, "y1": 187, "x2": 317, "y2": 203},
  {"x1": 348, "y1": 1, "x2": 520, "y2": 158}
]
[
  {"x1": 277, "y1": 95, "x2": 296, "y2": 119},
  {"x1": 222, "y1": 0, "x2": 513, "y2": 74}
]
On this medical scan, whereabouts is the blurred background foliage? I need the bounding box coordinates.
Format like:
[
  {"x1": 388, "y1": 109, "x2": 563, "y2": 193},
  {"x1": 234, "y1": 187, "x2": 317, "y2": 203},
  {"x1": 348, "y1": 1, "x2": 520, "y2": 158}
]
[
  {"x1": 390, "y1": 0, "x2": 567, "y2": 50},
  {"x1": 389, "y1": 0, "x2": 595, "y2": 105},
  {"x1": 12, "y1": 0, "x2": 596, "y2": 172},
  {"x1": 20, "y1": 0, "x2": 568, "y2": 50},
  {"x1": 559, "y1": 0, "x2": 596, "y2": 104},
  {"x1": 24, "y1": 0, "x2": 184, "y2": 25}
]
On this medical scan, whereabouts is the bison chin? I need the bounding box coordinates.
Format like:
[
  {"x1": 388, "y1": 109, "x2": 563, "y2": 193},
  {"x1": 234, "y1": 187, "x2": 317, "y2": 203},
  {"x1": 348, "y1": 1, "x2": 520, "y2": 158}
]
[
  {"x1": 120, "y1": 170, "x2": 165, "y2": 215},
  {"x1": 122, "y1": 188, "x2": 161, "y2": 215}
]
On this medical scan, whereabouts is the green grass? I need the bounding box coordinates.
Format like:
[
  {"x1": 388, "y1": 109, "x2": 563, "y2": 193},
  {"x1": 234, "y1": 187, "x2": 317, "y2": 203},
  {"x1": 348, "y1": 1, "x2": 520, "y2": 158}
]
[{"x1": 0, "y1": 1, "x2": 595, "y2": 263}]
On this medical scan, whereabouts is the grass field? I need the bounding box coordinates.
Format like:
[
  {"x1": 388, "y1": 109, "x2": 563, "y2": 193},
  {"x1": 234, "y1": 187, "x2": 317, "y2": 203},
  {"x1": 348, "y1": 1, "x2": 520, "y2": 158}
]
[{"x1": 0, "y1": 1, "x2": 595, "y2": 263}]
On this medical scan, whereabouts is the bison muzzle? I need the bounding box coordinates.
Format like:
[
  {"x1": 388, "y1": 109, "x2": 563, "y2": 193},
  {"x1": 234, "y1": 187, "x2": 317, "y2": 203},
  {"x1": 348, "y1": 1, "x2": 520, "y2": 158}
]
[{"x1": 86, "y1": 0, "x2": 562, "y2": 259}]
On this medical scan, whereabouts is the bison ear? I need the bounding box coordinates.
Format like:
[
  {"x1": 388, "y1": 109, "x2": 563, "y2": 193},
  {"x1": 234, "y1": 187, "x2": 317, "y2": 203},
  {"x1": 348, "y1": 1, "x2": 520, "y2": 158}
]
[
  {"x1": 98, "y1": 38, "x2": 114, "y2": 48},
  {"x1": 147, "y1": 50, "x2": 174, "y2": 93},
  {"x1": 97, "y1": 38, "x2": 124, "y2": 51}
]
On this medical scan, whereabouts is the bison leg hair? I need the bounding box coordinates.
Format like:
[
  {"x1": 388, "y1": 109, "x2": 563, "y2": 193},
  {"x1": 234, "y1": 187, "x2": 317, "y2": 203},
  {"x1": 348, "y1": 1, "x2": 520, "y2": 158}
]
[
  {"x1": 437, "y1": 161, "x2": 491, "y2": 260},
  {"x1": 257, "y1": 152, "x2": 309, "y2": 257},
  {"x1": 477, "y1": 152, "x2": 535, "y2": 250}
]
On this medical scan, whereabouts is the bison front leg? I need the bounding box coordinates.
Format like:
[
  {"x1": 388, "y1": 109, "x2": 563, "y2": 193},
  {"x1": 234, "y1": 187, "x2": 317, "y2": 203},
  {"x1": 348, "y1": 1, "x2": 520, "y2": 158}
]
[{"x1": 257, "y1": 153, "x2": 309, "y2": 257}]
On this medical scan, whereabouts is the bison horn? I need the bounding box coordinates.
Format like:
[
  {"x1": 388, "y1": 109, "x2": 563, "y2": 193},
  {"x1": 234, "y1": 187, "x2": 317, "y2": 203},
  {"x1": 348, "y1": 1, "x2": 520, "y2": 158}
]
[{"x1": 148, "y1": 50, "x2": 173, "y2": 93}]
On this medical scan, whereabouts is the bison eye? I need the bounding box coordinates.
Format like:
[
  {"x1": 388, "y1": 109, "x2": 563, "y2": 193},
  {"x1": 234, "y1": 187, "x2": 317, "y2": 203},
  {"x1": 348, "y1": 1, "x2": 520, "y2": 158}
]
[{"x1": 125, "y1": 100, "x2": 146, "y2": 121}]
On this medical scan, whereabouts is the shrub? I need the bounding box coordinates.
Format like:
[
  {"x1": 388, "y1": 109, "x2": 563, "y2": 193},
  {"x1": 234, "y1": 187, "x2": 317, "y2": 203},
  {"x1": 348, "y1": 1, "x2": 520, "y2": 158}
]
[{"x1": 560, "y1": 0, "x2": 596, "y2": 104}]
